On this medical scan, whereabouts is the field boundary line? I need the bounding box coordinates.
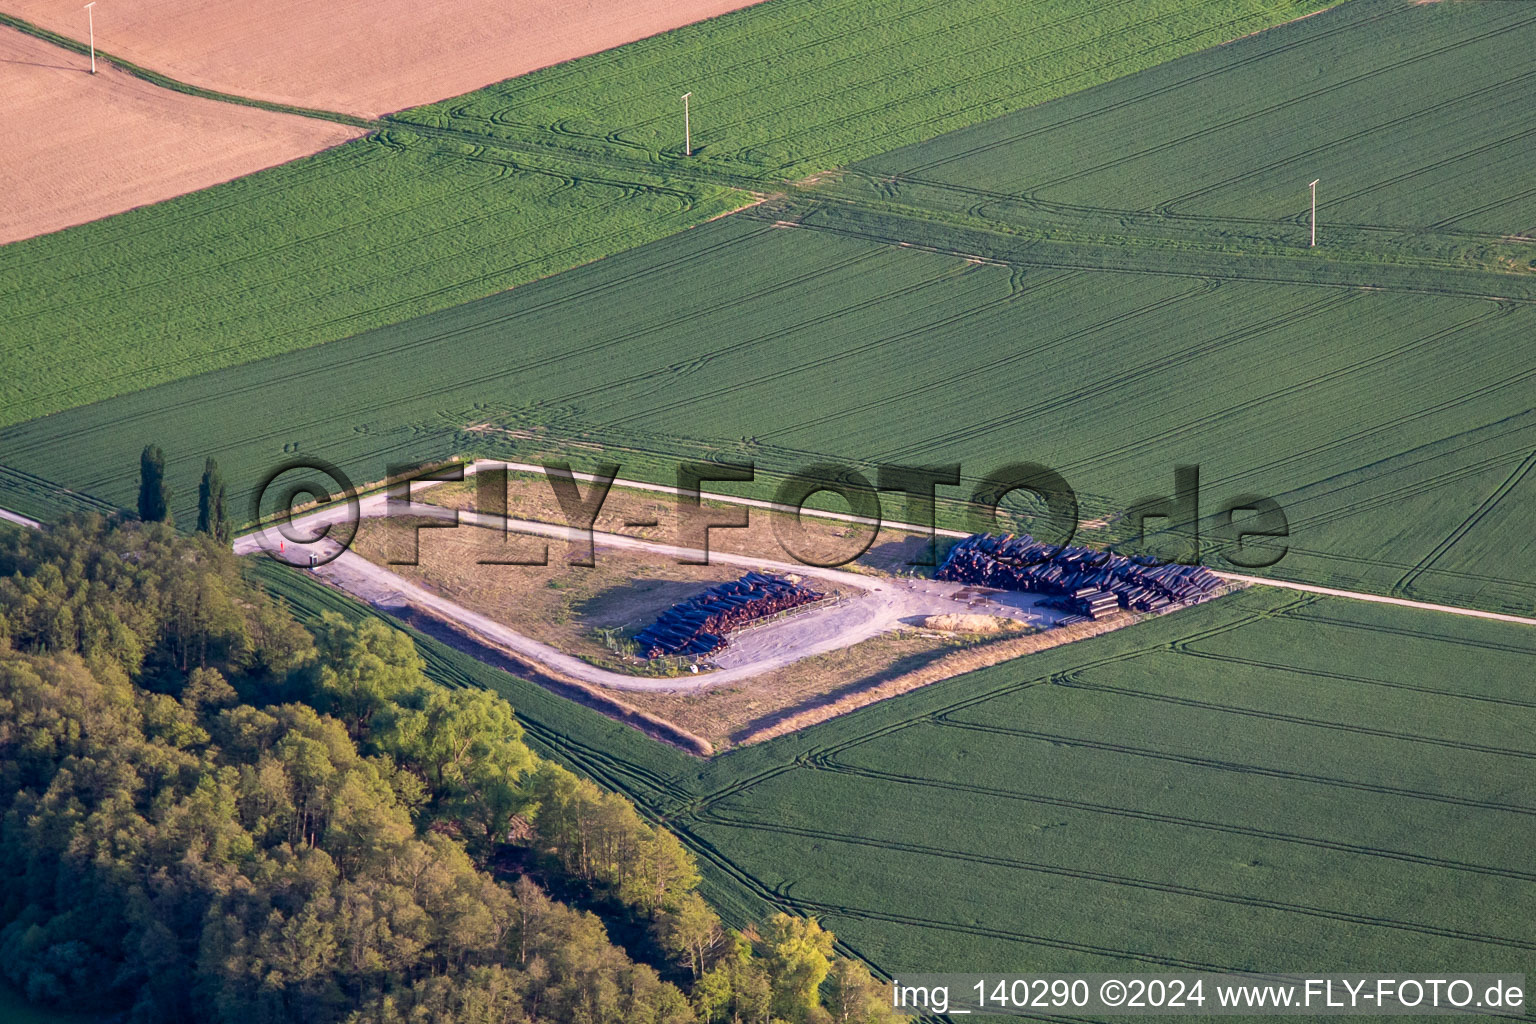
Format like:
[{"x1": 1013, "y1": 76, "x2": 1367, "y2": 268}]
[
  {"x1": 0, "y1": 13, "x2": 376, "y2": 129},
  {"x1": 0, "y1": 508, "x2": 41, "y2": 530},
  {"x1": 1216, "y1": 572, "x2": 1536, "y2": 627},
  {"x1": 6, "y1": 459, "x2": 1532, "y2": 630},
  {"x1": 475, "y1": 460, "x2": 1536, "y2": 627}
]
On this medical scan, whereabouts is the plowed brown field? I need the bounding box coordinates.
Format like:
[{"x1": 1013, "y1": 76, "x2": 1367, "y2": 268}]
[
  {"x1": 3, "y1": 0, "x2": 769, "y2": 117},
  {"x1": 0, "y1": 27, "x2": 360, "y2": 244}
]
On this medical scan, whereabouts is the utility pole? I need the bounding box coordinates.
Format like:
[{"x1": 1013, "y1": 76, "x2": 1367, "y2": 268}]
[
  {"x1": 84, "y1": 2, "x2": 96, "y2": 74},
  {"x1": 1309, "y1": 178, "x2": 1320, "y2": 247},
  {"x1": 682, "y1": 92, "x2": 692, "y2": 157}
]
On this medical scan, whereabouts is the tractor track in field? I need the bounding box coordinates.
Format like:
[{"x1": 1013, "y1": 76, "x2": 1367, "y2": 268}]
[
  {"x1": 1397, "y1": 446, "x2": 1536, "y2": 595},
  {"x1": 8, "y1": 7, "x2": 1535, "y2": 307},
  {"x1": 930, "y1": 717, "x2": 1536, "y2": 819},
  {"x1": 1171, "y1": 647, "x2": 1536, "y2": 710},
  {"x1": 699, "y1": 754, "x2": 1536, "y2": 885},
  {"x1": 684, "y1": 808, "x2": 1536, "y2": 953},
  {"x1": 1049, "y1": 668, "x2": 1536, "y2": 763}
]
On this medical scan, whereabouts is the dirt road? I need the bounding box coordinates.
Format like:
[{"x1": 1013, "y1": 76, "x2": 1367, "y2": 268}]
[{"x1": 236, "y1": 500, "x2": 1063, "y2": 692}]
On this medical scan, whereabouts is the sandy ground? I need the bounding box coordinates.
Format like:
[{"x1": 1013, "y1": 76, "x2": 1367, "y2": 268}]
[
  {"x1": 4, "y1": 0, "x2": 770, "y2": 117},
  {"x1": 0, "y1": 27, "x2": 360, "y2": 244},
  {"x1": 239, "y1": 504, "x2": 1068, "y2": 693}
]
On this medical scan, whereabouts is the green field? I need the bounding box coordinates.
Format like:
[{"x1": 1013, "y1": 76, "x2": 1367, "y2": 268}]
[
  {"x1": 3, "y1": 0, "x2": 1532, "y2": 615},
  {"x1": 0, "y1": 0, "x2": 1336, "y2": 427},
  {"x1": 3, "y1": 210, "x2": 1532, "y2": 612},
  {"x1": 256, "y1": 562, "x2": 1536, "y2": 987},
  {"x1": 393, "y1": 0, "x2": 1329, "y2": 181},
  {"x1": 0, "y1": 132, "x2": 746, "y2": 427},
  {"x1": 670, "y1": 587, "x2": 1536, "y2": 976},
  {"x1": 842, "y1": 0, "x2": 1536, "y2": 267}
]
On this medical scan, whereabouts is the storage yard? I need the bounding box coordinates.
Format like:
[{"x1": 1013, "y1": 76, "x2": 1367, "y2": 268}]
[
  {"x1": 635, "y1": 572, "x2": 826, "y2": 658},
  {"x1": 275, "y1": 473, "x2": 1157, "y2": 748},
  {"x1": 935, "y1": 532, "x2": 1226, "y2": 620}
]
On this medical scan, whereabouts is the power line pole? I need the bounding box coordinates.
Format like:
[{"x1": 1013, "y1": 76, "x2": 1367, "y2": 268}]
[
  {"x1": 84, "y1": 2, "x2": 96, "y2": 74},
  {"x1": 682, "y1": 92, "x2": 692, "y2": 157},
  {"x1": 1309, "y1": 178, "x2": 1320, "y2": 247}
]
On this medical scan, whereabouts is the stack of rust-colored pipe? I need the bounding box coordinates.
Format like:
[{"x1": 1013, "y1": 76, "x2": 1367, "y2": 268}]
[
  {"x1": 634, "y1": 571, "x2": 826, "y2": 658},
  {"x1": 935, "y1": 533, "x2": 1221, "y2": 612}
]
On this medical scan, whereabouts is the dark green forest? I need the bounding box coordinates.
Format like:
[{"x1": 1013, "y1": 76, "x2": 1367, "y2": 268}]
[{"x1": 0, "y1": 517, "x2": 906, "y2": 1024}]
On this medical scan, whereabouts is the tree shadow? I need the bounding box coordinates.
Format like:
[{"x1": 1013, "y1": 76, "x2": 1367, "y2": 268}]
[
  {"x1": 570, "y1": 577, "x2": 718, "y2": 630},
  {"x1": 0, "y1": 58, "x2": 87, "y2": 72},
  {"x1": 727, "y1": 644, "x2": 956, "y2": 744}
]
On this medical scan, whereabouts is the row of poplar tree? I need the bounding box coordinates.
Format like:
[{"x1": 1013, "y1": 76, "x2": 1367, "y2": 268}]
[
  {"x1": 0, "y1": 514, "x2": 910, "y2": 1024},
  {"x1": 137, "y1": 444, "x2": 231, "y2": 543}
]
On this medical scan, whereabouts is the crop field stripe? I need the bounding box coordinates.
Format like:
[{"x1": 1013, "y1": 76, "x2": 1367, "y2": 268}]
[
  {"x1": 0, "y1": 144, "x2": 394, "y2": 313},
  {"x1": 1253, "y1": 442, "x2": 1536, "y2": 587},
  {"x1": 1159, "y1": 88, "x2": 1536, "y2": 225},
  {"x1": 857, "y1": 287, "x2": 1361, "y2": 460},
  {"x1": 674, "y1": 0, "x2": 1173, "y2": 163},
  {"x1": 677, "y1": 807, "x2": 1255, "y2": 980},
  {"x1": 885, "y1": 1, "x2": 1408, "y2": 180},
  {"x1": 1117, "y1": 306, "x2": 1523, "y2": 498},
  {"x1": 0, "y1": 222, "x2": 783, "y2": 467},
  {"x1": 525, "y1": 257, "x2": 979, "y2": 422},
  {"x1": 24, "y1": 149, "x2": 534, "y2": 339},
  {"x1": 871, "y1": 4, "x2": 1536, "y2": 242},
  {"x1": 1278, "y1": 608, "x2": 1536, "y2": 655},
  {"x1": 1176, "y1": 618, "x2": 1536, "y2": 691},
  {"x1": 748, "y1": 272, "x2": 1217, "y2": 448},
  {"x1": 1048, "y1": 326, "x2": 1527, "y2": 509},
  {"x1": 688, "y1": 809, "x2": 1536, "y2": 952},
  {"x1": 1051, "y1": 669, "x2": 1536, "y2": 762},
  {"x1": 573, "y1": 0, "x2": 1086, "y2": 139},
  {"x1": 1269, "y1": 121, "x2": 1536, "y2": 235},
  {"x1": 597, "y1": 264, "x2": 1027, "y2": 429},
  {"x1": 761, "y1": 207, "x2": 1536, "y2": 305},
  {"x1": 313, "y1": 242, "x2": 896, "y2": 414},
  {"x1": 1062, "y1": 19, "x2": 1536, "y2": 207},
  {"x1": 761, "y1": 896, "x2": 1243, "y2": 975},
  {"x1": 771, "y1": 1, "x2": 1311, "y2": 177},
  {"x1": 1175, "y1": 646, "x2": 1536, "y2": 710},
  {"x1": 930, "y1": 717, "x2": 1536, "y2": 818},
  {"x1": 1397, "y1": 447, "x2": 1536, "y2": 593},
  {"x1": 729, "y1": 756, "x2": 1536, "y2": 884}
]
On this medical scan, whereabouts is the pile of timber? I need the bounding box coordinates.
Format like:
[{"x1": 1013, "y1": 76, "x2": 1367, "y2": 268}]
[
  {"x1": 634, "y1": 572, "x2": 825, "y2": 658},
  {"x1": 936, "y1": 533, "x2": 1222, "y2": 618}
]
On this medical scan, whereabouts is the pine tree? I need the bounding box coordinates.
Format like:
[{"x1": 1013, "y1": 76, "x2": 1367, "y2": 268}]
[
  {"x1": 138, "y1": 445, "x2": 173, "y2": 525},
  {"x1": 196, "y1": 458, "x2": 230, "y2": 543}
]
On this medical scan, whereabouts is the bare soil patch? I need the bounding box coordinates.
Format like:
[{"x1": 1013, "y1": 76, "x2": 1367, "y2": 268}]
[
  {"x1": 364, "y1": 475, "x2": 1134, "y2": 751},
  {"x1": 729, "y1": 613, "x2": 1131, "y2": 747},
  {"x1": 423, "y1": 470, "x2": 941, "y2": 575},
  {"x1": 5, "y1": 0, "x2": 771, "y2": 118},
  {"x1": 349, "y1": 515, "x2": 762, "y2": 678},
  {"x1": 0, "y1": 27, "x2": 360, "y2": 244}
]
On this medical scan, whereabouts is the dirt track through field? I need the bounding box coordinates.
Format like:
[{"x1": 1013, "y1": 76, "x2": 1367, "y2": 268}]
[
  {"x1": 0, "y1": 27, "x2": 360, "y2": 244},
  {"x1": 3, "y1": 0, "x2": 772, "y2": 117},
  {"x1": 236, "y1": 499, "x2": 1067, "y2": 692}
]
